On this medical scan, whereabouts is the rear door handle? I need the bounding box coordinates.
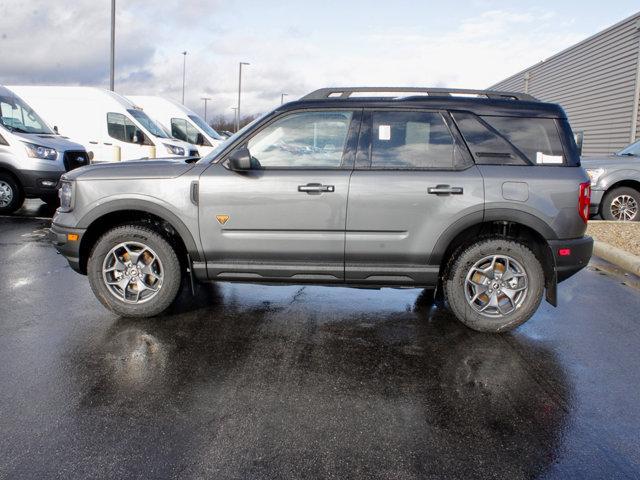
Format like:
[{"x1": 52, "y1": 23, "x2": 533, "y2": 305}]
[
  {"x1": 427, "y1": 185, "x2": 464, "y2": 195},
  {"x1": 298, "y1": 183, "x2": 335, "y2": 194}
]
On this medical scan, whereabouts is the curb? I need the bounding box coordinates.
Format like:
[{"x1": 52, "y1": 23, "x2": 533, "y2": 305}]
[{"x1": 593, "y1": 240, "x2": 640, "y2": 277}]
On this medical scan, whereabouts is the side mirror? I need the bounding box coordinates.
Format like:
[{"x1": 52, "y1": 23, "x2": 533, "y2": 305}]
[
  {"x1": 53, "y1": 126, "x2": 59, "y2": 135},
  {"x1": 574, "y1": 131, "x2": 584, "y2": 157},
  {"x1": 226, "y1": 146, "x2": 252, "y2": 171},
  {"x1": 133, "y1": 129, "x2": 145, "y2": 144}
]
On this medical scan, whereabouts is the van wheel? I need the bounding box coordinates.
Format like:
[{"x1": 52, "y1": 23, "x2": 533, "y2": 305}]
[
  {"x1": 0, "y1": 173, "x2": 25, "y2": 214},
  {"x1": 601, "y1": 187, "x2": 640, "y2": 221},
  {"x1": 87, "y1": 225, "x2": 182, "y2": 318},
  {"x1": 444, "y1": 239, "x2": 544, "y2": 333}
]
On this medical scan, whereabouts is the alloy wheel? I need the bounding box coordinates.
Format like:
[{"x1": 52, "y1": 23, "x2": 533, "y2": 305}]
[
  {"x1": 610, "y1": 194, "x2": 638, "y2": 221},
  {"x1": 0, "y1": 180, "x2": 14, "y2": 208}
]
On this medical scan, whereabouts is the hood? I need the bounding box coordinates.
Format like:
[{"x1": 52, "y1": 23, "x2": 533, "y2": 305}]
[
  {"x1": 10, "y1": 131, "x2": 86, "y2": 152},
  {"x1": 63, "y1": 158, "x2": 197, "y2": 181},
  {"x1": 581, "y1": 155, "x2": 640, "y2": 169}
]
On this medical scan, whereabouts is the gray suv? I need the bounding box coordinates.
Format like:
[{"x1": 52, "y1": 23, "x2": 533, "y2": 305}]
[
  {"x1": 49, "y1": 87, "x2": 593, "y2": 333},
  {"x1": 582, "y1": 140, "x2": 640, "y2": 221}
]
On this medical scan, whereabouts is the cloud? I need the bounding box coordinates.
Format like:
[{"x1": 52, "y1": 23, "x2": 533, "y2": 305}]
[{"x1": 0, "y1": 2, "x2": 587, "y2": 119}]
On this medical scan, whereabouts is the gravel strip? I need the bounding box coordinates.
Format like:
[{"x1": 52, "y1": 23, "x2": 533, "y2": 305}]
[{"x1": 587, "y1": 221, "x2": 640, "y2": 256}]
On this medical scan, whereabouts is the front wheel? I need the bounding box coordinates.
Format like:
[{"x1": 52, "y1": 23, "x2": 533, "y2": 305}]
[
  {"x1": 601, "y1": 186, "x2": 640, "y2": 221},
  {"x1": 0, "y1": 173, "x2": 25, "y2": 214},
  {"x1": 444, "y1": 239, "x2": 544, "y2": 333},
  {"x1": 87, "y1": 225, "x2": 182, "y2": 317}
]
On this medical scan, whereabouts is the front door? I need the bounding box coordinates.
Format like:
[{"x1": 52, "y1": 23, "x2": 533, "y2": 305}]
[
  {"x1": 198, "y1": 109, "x2": 360, "y2": 282},
  {"x1": 345, "y1": 109, "x2": 485, "y2": 285}
]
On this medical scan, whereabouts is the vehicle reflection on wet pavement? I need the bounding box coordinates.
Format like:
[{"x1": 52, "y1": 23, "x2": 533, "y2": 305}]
[{"x1": 1, "y1": 214, "x2": 639, "y2": 479}]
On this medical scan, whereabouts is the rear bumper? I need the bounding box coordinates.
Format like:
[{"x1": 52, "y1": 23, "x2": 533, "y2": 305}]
[
  {"x1": 550, "y1": 236, "x2": 593, "y2": 282},
  {"x1": 48, "y1": 223, "x2": 86, "y2": 273}
]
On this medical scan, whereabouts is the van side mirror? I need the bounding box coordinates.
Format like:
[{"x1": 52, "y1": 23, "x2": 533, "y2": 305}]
[
  {"x1": 133, "y1": 129, "x2": 145, "y2": 144},
  {"x1": 226, "y1": 146, "x2": 252, "y2": 171},
  {"x1": 574, "y1": 131, "x2": 584, "y2": 156},
  {"x1": 53, "y1": 126, "x2": 59, "y2": 135}
]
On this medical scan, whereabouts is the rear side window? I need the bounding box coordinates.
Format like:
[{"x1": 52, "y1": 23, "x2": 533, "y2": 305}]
[
  {"x1": 371, "y1": 111, "x2": 455, "y2": 169},
  {"x1": 452, "y1": 112, "x2": 565, "y2": 166}
]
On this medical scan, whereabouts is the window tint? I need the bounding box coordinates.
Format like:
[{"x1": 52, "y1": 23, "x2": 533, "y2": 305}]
[
  {"x1": 482, "y1": 116, "x2": 564, "y2": 165},
  {"x1": 451, "y1": 112, "x2": 527, "y2": 165},
  {"x1": 371, "y1": 111, "x2": 455, "y2": 169},
  {"x1": 247, "y1": 111, "x2": 352, "y2": 168},
  {"x1": 107, "y1": 112, "x2": 139, "y2": 143}
]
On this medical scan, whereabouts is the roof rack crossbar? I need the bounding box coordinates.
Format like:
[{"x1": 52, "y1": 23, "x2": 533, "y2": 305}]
[{"x1": 301, "y1": 87, "x2": 537, "y2": 102}]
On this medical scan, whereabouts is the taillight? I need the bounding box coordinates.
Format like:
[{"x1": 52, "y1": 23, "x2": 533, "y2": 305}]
[{"x1": 578, "y1": 181, "x2": 591, "y2": 223}]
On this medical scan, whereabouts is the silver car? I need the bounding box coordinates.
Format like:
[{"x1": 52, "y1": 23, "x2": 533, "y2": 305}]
[{"x1": 49, "y1": 87, "x2": 593, "y2": 333}]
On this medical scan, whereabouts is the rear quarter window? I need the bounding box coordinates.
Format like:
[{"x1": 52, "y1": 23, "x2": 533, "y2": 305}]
[{"x1": 452, "y1": 112, "x2": 565, "y2": 166}]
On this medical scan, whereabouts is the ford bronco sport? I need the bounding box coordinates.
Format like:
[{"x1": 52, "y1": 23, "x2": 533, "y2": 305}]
[{"x1": 49, "y1": 87, "x2": 593, "y2": 333}]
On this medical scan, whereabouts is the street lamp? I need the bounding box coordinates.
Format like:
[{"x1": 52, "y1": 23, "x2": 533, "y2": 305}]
[
  {"x1": 181, "y1": 51, "x2": 187, "y2": 104},
  {"x1": 109, "y1": 0, "x2": 116, "y2": 91},
  {"x1": 280, "y1": 93, "x2": 288, "y2": 105},
  {"x1": 237, "y1": 61, "x2": 250, "y2": 131},
  {"x1": 201, "y1": 97, "x2": 212, "y2": 122},
  {"x1": 231, "y1": 107, "x2": 238, "y2": 131}
]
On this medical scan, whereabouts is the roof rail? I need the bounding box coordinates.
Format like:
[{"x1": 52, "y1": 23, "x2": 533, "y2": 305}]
[{"x1": 301, "y1": 87, "x2": 538, "y2": 102}]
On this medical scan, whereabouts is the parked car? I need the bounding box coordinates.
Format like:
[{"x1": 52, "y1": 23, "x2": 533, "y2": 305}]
[
  {"x1": 8, "y1": 86, "x2": 196, "y2": 163},
  {"x1": 127, "y1": 95, "x2": 225, "y2": 156},
  {"x1": 0, "y1": 85, "x2": 88, "y2": 214},
  {"x1": 48, "y1": 87, "x2": 593, "y2": 333},
  {"x1": 582, "y1": 140, "x2": 640, "y2": 221}
]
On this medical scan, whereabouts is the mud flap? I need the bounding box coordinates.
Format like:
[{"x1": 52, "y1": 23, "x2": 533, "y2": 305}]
[
  {"x1": 545, "y1": 245, "x2": 558, "y2": 307},
  {"x1": 187, "y1": 254, "x2": 196, "y2": 296}
]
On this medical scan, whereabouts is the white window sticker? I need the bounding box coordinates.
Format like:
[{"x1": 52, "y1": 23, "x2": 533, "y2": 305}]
[
  {"x1": 378, "y1": 125, "x2": 391, "y2": 141},
  {"x1": 536, "y1": 152, "x2": 563, "y2": 164}
]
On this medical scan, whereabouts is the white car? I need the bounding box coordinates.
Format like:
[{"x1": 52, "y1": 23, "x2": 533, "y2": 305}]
[
  {"x1": 128, "y1": 95, "x2": 225, "y2": 156},
  {"x1": 8, "y1": 86, "x2": 195, "y2": 163}
]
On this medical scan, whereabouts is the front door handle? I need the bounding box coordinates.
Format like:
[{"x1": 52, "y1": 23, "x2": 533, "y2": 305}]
[
  {"x1": 298, "y1": 183, "x2": 335, "y2": 194},
  {"x1": 427, "y1": 185, "x2": 464, "y2": 195}
]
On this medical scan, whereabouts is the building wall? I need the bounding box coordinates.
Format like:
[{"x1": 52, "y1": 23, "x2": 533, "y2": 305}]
[{"x1": 490, "y1": 12, "x2": 640, "y2": 156}]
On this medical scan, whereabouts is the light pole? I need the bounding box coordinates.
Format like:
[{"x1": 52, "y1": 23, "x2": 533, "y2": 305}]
[
  {"x1": 280, "y1": 93, "x2": 288, "y2": 105},
  {"x1": 109, "y1": 0, "x2": 116, "y2": 91},
  {"x1": 201, "y1": 97, "x2": 211, "y2": 122},
  {"x1": 181, "y1": 51, "x2": 187, "y2": 104},
  {"x1": 237, "y1": 61, "x2": 250, "y2": 131},
  {"x1": 231, "y1": 107, "x2": 238, "y2": 131}
]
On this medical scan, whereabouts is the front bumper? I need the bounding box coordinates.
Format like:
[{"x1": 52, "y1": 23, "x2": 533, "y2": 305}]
[
  {"x1": 48, "y1": 223, "x2": 86, "y2": 273},
  {"x1": 17, "y1": 169, "x2": 65, "y2": 197},
  {"x1": 550, "y1": 235, "x2": 594, "y2": 282},
  {"x1": 589, "y1": 189, "x2": 605, "y2": 216}
]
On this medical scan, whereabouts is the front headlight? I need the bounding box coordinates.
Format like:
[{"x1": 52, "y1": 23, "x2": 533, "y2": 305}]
[
  {"x1": 24, "y1": 142, "x2": 58, "y2": 160},
  {"x1": 58, "y1": 180, "x2": 74, "y2": 212},
  {"x1": 164, "y1": 143, "x2": 185, "y2": 156},
  {"x1": 585, "y1": 167, "x2": 605, "y2": 186}
]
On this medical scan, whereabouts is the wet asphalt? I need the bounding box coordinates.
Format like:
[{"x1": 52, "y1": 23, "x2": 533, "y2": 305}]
[{"x1": 1, "y1": 201, "x2": 640, "y2": 479}]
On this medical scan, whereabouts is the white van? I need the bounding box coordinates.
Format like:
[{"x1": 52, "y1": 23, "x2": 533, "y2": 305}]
[
  {"x1": 0, "y1": 85, "x2": 88, "y2": 213},
  {"x1": 8, "y1": 86, "x2": 196, "y2": 163},
  {"x1": 128, "y1": 95, "x2": 225, "y2": 156}
]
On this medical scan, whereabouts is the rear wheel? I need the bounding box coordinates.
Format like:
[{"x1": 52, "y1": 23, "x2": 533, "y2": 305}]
[
  {"x1": 601, "y1": 186, "x2": 640, "y2": 221},
  {"x1": 0, "y1": 173, "x2": 24, "y2": 214},
  {"x1": 87, "y1": 225, "x2": 182, "y2": 317},
  {"x1": 444, "y1": 238, "x2": 544, "y2": 333}
]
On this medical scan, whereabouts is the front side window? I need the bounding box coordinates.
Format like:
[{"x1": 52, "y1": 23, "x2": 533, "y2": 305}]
[
  {"x1": 246, "y1": 111, "x2": 353, "y2": 168},
  {"x1": 618, "y1": 139, "x2": 640, "y2": 156},
  {"x1": 107, "y1": 112, "x2": 140, "y2": 143},
  {"x1": 171, "y1": 118, "x2": 208, "y2": 145},
  {"x1": 370, "y1": 111, "x2": 455, "y2": 169},
  {"x1": 0, "y1": 94, "x2": 52, "y2": 134}
]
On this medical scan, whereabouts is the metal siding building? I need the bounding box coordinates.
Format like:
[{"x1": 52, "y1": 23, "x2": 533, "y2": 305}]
[{"x1": 490, "y1": 12, "x2": 640, "y2": 156}]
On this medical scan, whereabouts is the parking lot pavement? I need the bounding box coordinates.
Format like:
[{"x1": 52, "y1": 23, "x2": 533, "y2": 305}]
[{"x1": 1, "y1": 215, "x2": 640, "y2": 480}]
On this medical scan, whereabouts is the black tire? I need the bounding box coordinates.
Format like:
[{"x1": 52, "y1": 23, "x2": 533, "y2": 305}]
[
  {"x1": 0, "y1": 173, "x2": 25, "y2": 214},
  {"x1": 601, "y1": 186, "x2": 640, "y2": 221},
  {"x1": 444, "y1": 238, "x2": 544, "y2": 333},
  {"x1": 87, "y1": 225, "x2": 182, "y2": 318}
]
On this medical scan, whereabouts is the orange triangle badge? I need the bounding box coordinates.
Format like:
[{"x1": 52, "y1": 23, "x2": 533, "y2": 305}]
[{"x1": 216, "y1": 214, "x2": 230, "y2": 225}]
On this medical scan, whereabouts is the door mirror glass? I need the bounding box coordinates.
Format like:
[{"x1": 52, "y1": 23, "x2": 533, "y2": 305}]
[{"x1": 227, "y1": 145, "x2": 252, "y2": 171}]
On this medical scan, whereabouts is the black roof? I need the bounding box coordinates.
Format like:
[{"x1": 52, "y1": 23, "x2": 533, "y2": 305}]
[{"x1": 281, "y1": 87, "x2": 566, "y2": 118}]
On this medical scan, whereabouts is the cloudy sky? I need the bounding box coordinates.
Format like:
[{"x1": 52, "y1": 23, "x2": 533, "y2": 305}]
[{"x1": 0, "y1": 0, "x2": 638, "y2": 120}]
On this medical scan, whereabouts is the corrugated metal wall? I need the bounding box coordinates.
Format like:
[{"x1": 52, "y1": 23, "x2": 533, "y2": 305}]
[{"x1": 490, "y1": 12, "x2": 640, "y2": 156}]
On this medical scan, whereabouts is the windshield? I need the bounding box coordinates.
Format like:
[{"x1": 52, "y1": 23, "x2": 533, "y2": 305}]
[
  {"x1": 187, "y1": 114, "x2": 224, "y2": 140},
  {"x1": 197, "y1": 112, "x2": 270, "y2": 164},
  {"x1": 618, "y1": 140, "x2": 640, "y2": 156},
  {"x1": 127, "y1": 109, "x2": 169, "y2": 138},
  {"x1": 0, "y1": 94, "x2": 53, "y2": 134}
]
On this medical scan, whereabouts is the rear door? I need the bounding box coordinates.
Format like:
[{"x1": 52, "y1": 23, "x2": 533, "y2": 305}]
[
  {"x1": 345, "y1": 109, "x2": 485, "y2": 285},
  {"x1": 197, "y1": 109, "x2": 360, "y2": 282}
]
